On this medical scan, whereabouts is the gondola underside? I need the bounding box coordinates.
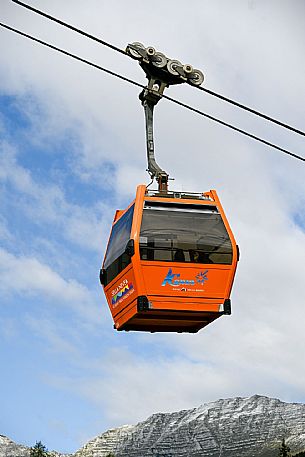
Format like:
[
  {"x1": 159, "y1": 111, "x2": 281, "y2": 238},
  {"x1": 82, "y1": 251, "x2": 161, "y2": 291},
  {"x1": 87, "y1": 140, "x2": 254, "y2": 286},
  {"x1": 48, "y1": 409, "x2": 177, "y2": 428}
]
[{"x1": 112, "y1": 296, "x2": 231, "y2": 333}]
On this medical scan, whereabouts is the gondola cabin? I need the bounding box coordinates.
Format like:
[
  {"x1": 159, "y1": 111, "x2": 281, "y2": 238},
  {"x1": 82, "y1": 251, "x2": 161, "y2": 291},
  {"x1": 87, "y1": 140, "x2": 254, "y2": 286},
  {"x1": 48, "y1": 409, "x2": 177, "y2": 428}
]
[{"x1": 100, "y1": 185, "x2": 239, "y2": 333}]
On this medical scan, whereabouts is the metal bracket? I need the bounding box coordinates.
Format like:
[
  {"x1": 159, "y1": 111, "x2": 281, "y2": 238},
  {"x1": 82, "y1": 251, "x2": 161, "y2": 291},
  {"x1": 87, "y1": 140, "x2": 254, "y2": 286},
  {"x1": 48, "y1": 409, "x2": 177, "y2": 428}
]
[{"x1": 126, "y1": 42, "x2": 204, "y2": 193}]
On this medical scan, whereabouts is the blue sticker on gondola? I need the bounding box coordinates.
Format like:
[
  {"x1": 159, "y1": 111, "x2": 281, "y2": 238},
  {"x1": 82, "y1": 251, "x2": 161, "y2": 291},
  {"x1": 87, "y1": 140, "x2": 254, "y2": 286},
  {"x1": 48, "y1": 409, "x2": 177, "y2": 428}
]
[{"x1": 161, "y1": 268, "x2": 208, "y2": 286}]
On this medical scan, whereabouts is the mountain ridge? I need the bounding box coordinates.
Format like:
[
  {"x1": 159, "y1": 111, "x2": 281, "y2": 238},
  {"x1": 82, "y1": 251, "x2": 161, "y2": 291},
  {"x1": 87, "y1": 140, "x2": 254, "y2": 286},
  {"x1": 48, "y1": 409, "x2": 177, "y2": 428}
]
[{"x1": 2, "y1": 395, "x2": 305, "y2": 457}]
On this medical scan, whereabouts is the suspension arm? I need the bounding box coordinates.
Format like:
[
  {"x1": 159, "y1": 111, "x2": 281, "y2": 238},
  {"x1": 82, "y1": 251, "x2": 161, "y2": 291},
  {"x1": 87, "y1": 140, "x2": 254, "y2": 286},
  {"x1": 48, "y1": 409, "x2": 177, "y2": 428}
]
[
  {"x1": 126, "y1": 42, "x2": 204, "y2": 193},
  {"x1": 140, "y1": 89, "x2": 169, "y2": 191}
]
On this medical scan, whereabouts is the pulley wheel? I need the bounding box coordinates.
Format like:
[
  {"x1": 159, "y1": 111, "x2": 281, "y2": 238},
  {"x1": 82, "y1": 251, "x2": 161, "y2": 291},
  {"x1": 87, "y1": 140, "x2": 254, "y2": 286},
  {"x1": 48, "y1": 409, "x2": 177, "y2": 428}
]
[
  {"x1": 188, "y1": 69, "x2": 204, "y2": 86},
  {"x1": 183, "y1": 64, "x2": 193, "y2": 74},
  {"x1": 152, "y1": 52, "x2": 167, "y2": 68},
  {"x1": 127, "y1": 42, "x2": 146, "y2": 59},
  {"x1": 146, "y1": 46, "x2": 156, "y2": 56},
  {"x1": 167, "y1": 59, "x2": 182, "y2": 76}
]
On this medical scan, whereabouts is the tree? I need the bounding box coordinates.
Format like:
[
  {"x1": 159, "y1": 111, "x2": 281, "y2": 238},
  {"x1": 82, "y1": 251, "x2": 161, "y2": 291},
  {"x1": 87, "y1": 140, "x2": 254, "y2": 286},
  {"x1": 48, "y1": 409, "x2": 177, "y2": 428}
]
[
  {"x1": 30, "y1": 441, "x2": 49, "y2": 457},
  {"x1": 279, "y1": 438, "x2": 291, "y2": 457},
  {"x1": 105, "y1": 454, "x2": 116, "y2": 457}
]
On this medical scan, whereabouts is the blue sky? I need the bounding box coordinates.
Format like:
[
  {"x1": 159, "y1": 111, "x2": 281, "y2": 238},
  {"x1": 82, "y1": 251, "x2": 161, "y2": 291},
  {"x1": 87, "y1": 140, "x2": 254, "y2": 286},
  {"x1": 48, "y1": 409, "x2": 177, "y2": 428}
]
[{"x1": 1, "y1": 0, "x2": 305, "y2": 454}]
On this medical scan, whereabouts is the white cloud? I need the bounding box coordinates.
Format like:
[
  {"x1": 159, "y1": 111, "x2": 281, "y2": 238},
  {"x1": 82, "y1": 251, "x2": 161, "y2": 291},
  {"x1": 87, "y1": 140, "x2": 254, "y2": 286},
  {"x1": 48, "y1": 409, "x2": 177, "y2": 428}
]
[
  {"x1": 0, "y1": 216, "x2": 13, "y2": 242},
  {"x1": 0, "y1": 317, "x2": 18, "y2": 341},
  {"x1": 0, "y1": 247, "x2": 100, "y2": 323},
  {"x1": 0, "y1": 141, "x2": 112, "y2": 252},
  {"x1": 26, "y1": 316, "x2": 81, "y2": 356}
]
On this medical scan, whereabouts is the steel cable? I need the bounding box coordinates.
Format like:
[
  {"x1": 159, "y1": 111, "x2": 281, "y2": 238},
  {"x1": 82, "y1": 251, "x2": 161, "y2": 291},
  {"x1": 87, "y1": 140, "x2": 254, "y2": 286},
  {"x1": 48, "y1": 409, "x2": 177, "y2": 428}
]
[
  {"x1": 1, "y1": 22, "x2": 304, "y2": 163},
  {"x1": 11, "y1": 0, "x2": 305, "y2": 139}
]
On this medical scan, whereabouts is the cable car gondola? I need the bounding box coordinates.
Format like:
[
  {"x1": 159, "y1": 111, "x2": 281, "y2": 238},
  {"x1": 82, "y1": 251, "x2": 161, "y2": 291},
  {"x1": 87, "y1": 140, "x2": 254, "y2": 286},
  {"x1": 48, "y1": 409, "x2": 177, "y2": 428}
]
[
  {"x1": 100, "y1": 185, "x2": 238, "y2": 332},
  {"x1": 99, "y1": 43, "x2": 239, "y2": 333}
]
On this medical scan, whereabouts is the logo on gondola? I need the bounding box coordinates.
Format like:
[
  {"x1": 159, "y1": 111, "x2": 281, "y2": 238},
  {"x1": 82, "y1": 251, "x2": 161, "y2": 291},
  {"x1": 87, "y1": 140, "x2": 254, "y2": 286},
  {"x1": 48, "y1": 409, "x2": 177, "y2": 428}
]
[
  {"x1": 161, "y1": 268, "x2": 208, "y2": 286},
  {"x1": 111, "y1": 280, "x2": 134, "y2": 305},
  {"x1": 196, "y1": 270, "x2": 208, "y2": 284}
]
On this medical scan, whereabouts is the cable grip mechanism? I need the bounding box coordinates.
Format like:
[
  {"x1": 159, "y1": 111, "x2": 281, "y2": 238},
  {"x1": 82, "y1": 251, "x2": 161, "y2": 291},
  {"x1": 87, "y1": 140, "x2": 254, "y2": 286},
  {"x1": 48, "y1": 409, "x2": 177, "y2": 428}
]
[{"x1": 126, "y1": 42, "x2": 204, "y2": 193}]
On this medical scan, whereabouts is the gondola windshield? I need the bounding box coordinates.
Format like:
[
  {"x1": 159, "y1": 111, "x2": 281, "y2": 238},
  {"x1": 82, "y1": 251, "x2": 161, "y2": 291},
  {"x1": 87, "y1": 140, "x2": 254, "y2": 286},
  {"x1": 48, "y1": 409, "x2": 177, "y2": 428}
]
[
  {"x1": 103, "y1": 204, "x2": 134, "y2": 285},
  {"x1": 139, "y1": 202, "x2": 232, "y2": 265}
]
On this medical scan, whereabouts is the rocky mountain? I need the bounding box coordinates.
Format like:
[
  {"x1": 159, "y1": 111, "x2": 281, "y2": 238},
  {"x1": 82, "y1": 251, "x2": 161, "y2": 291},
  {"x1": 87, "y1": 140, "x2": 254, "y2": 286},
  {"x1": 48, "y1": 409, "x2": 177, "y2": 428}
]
[
  {"x1": 0, "y1": 435, "x2": 29, "y2": 457},
  {"x1": 2, "y1": 395, "x2": 305, "y2": 457}
]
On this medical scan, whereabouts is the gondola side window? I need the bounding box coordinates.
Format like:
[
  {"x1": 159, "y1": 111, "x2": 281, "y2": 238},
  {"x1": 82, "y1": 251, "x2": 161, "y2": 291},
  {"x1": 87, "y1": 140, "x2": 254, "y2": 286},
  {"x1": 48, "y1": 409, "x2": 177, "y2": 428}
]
[
  {"x1": 139, "y1": 204, "x2": 233, "y2": 265},
  {"x1": 103, "y1": 205, "x2": 134, "y2": 285}
]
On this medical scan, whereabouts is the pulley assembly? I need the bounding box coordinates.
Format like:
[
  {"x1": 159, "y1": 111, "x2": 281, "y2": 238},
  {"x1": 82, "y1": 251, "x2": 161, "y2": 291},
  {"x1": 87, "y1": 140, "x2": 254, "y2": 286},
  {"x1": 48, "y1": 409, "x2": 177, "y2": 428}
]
[{"x1": 126, "y1": 42, "x2": 204, "y2": 87}]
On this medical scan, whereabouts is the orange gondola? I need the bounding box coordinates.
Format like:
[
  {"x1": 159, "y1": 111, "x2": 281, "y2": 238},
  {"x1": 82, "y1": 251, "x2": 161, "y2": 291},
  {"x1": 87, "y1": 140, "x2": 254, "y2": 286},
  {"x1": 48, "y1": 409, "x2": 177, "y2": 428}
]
[
  {"x1": 99, "y1": 43, "x2": 239, "y2": 332},
  {"x1": 100, "y1": 184, "x2": 238, "y2": 333}
]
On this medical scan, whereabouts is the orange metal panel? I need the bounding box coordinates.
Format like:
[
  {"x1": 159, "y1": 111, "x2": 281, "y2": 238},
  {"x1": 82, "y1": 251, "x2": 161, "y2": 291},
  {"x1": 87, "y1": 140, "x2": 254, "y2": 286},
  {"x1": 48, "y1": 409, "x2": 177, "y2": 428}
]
[{"x1": 140, "y1": 263, "x2": 232, "y2": 299}]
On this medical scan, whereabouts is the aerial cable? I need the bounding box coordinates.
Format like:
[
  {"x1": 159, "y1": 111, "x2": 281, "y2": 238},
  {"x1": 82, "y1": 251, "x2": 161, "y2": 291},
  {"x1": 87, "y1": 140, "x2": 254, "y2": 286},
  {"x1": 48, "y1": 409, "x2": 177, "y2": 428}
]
[
  {"x1": 196, "y1": 85, "x2": 305, "y2": 138},
  {"x1": 0, "y1": 23, "x2": 142, "y2": 88},
  {"x1": 162, "y1": 93, "x2": 305, "y2": 162},
  {"x1": 11, "y1": 0, "x2": 305, "y2": 139},
  {"x1": 11, "y1": 0, "x2": 127, "y2": 57},
  {"x1": 1, "y1": 22, "x2": 304, "y2": 163}
]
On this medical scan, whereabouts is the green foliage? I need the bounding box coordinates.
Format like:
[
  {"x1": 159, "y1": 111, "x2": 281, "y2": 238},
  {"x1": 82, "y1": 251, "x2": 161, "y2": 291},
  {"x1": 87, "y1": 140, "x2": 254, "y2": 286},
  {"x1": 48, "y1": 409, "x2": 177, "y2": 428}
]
[
  {"x1": 105, "y1": 454, "x2": 116, "y2": 457},
  {"x1": 292, "y1": 452, "x2": 305, "y2": 457},
  {"x1": 279, "y1": 438, "x2": 291, "y2": 457},
  {"x1": 30, "y1": 441, "x2": 49, "y2": 457}
]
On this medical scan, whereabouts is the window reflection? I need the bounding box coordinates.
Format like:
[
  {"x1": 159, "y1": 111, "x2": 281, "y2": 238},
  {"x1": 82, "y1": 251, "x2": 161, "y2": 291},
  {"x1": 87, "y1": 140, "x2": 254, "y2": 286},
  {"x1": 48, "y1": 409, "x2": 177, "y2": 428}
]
[{"x1": 140, "y1": 205, "x2": 232, "y2": 265}]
